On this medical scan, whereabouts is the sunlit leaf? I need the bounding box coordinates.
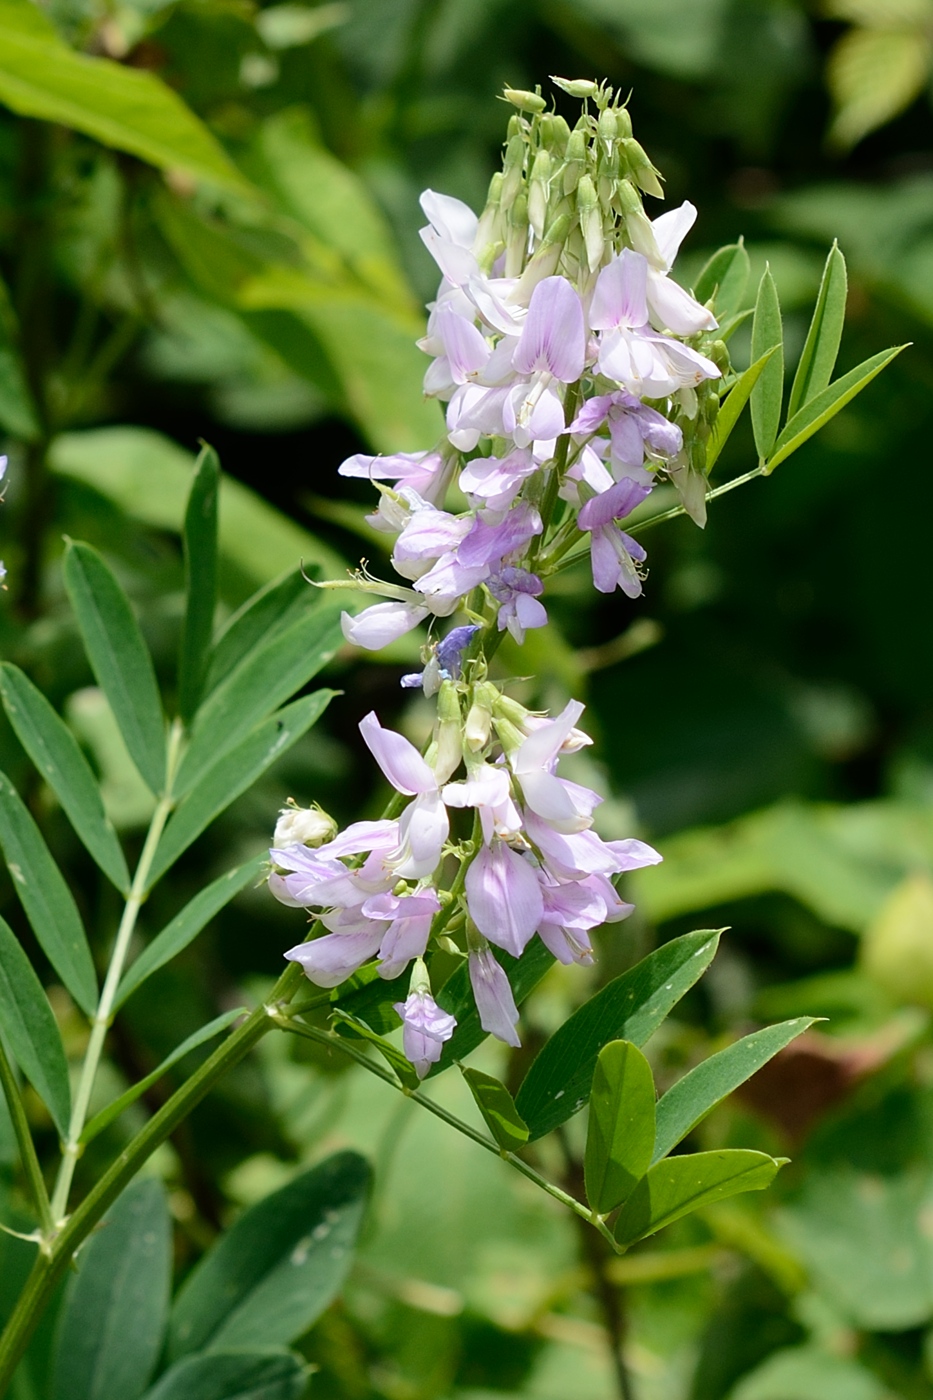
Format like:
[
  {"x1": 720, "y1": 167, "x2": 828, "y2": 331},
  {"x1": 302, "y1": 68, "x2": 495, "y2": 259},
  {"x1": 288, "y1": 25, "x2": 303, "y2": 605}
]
[
  {"x1": 787, "y1": 243, "x2": 847, "y2": 419},
  {"x1": 750, "y1": 266, "x2": 784, "y2": 461},
  {"x1": 613, "y1": 1150, "x2": 785, "y2": 1249},
  {"x1": 694, "y1": 239, "x2": 751, "y2": 319},
  {"x1": 706, "y1": 348, "x2": 777, "y2": 472},
  {"x1": 204, "y1": 569, "x2": 313, "y2": 697},
  {"x1": 584, "y1": 1040, "x2": 656, "y2": 1214},
  {"x1": 141, "y1": 1352, "x2": 306, "y2": 1400},
  {"x1": 0, "y1": 914, "x2": 70, "y2": 1136},
  {"x1": 177, "y1": 444, "x2": 219, "y2": 725},
  {"x1": 461, "y1": 1066, "x2": 530, "y2": 1152},
  {"x1": 828, "y1": 26, "x2": 932, "y2": 150},
  {"x1": 332, "y1": 1008, "x2": 419, "y2": 1090}
]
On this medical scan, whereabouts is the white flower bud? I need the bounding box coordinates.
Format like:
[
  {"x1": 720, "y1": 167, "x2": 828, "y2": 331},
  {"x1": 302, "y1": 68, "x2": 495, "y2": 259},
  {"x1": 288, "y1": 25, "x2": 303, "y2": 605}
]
[{"x1": 273, "y1": 803, "x2": 338, "y2": 848}]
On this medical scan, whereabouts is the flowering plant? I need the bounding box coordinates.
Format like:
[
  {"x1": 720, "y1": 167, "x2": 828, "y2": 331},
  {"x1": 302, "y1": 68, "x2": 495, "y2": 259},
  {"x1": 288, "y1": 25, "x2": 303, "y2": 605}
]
[{"x1": 0, "y1": 77, "x2": 903, "y2": 1398}]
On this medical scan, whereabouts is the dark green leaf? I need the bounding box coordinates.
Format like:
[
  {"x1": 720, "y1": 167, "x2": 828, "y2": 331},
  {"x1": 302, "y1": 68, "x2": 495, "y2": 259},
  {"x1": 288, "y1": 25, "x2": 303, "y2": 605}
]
[
  {"x1": 174, "y1": 606, "x2": 343, "y2": 799},
  {"x1": 205, "y1": 569, "x2": 313, "y2": 698},
  {"x1": 787, "y1": 242, "x2": 847, "y2": 420},
  {"x1": 63, "y1": 541, "x2": 166, "y2": 796},
  {"x1": 749, "y1": 266, "x2": 784, "y2": 462},
  {"x1": 613, "y1": 1150, "x2": 785, "y2": 1249},
  {"x1": 147, "y1": 692, "x2": 335, "y2": 888},
  {"x1": 332, "y1": 1008, "x2": 419, "y2": 1090},
  {"x1": 515, "y1": 930, "x2": 721, "y2": 1141},
  {"x1": 81, "y1": 1009, "x2": 245, "y2": 1145},
  {"x1": 652, "y1": 1018, "x2": 815, "y2": 1163},
  {"x1": 333, "y1": 965, "x2": 409, "y2": 1036},
  {"x1": 115, "y1": 854, "x2": 267, "y2": 1009},
  {"x1": 177, "y1": 444, "x2": 220, "y2": 724},
  {"x1": 694, "y1": 239, "x2": 750, "y2": 319},
  {"x1": 0, "y1": 0, "x2": 249, "y2": 191},
  {"x1": 0, "y1": 914, "x2": 70, "y2": 1136},
  {"x1": 432, "y1": 940, "x2": 556, "y2": 1076},
  {"x1": 461, "y1": 1066, "x2": 529, "y2": 1152},
  {"x1": 0, "y1": 770, "x2": 97, "y2": 1015},
  {"x1": 0, "y1": 662, "x2": 129, "y2": 892},
  {"x1": 142, "y1": 1352, "x2": 306, "y2": 1400},
  {"x1": 50, "y1": 1178, "x2": 172, "y2": 1400},
  {"x1": 168, "y1": 1151, "x2": 371, "y2": 1359},
  {"x1": 766, "y1": 345, "x2": 907, "y2": 473},
  {"x1": 706, "y1": 348, "x2": 778, "y2": 473},
  {"x1": 0, "y1": 347, "x2": 38, "y2": 441},
  {"x1": 584, "y1": 1041, "x2": 656, "y2": 1215}
]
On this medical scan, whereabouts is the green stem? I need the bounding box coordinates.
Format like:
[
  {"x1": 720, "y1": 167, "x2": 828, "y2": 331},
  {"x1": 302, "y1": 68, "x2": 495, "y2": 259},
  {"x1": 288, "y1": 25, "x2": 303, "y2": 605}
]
[
  {"x1": 48, "y1": 720, "x2": 184, "y2": 1226},
  {"x1": 274, "y1": 1015, "x2": 618, "y2": 1244},
  {"x1": 0, "y1": 962, "x2": 304, "y2": 1397},
  {"x1": 0, "y1": 1039, "x2": 52, "y2": 1243}
]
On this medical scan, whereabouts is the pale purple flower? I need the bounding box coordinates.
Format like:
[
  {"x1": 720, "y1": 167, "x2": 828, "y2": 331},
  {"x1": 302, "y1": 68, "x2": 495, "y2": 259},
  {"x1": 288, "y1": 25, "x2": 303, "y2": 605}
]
[
  {"x1": 534, "y1": 871, "x2": 634, "y2": 966},
  {"x1": 442, "y1": 762, "x2": 523, "y2": 844},
  {"x1": 414, "y1": 502, "x2": 542, "y2": 605},
  {"x1": 401, "y1": 624, "x2": 480, "y2": 692},
  {"x1": 269, "y1": 820, "x2": 400, "y2": 908},
  {"x1": 285, "y1": 927, "x2": 383, "y2": 988},
  {"x1": 488, "y1": 568, "x2": 547, "y2": 644},
  {"x1": 338, "y1": 449, "x2": 451, "y2": 506},
  {"x1": 359, "y1": 712, "x2": 449, "y2": 879},
  {"x1": 511, "y1": 276, "x2": 587, "y2": 382},
  {"x1": 568, "y1": 392, "x2": 682, "y2": 475},
  {"x1": 465, "y1": 841, "x2": 544, "y2": 957},
  {"x1": 394, "y1": 988, "x2": 457, "y2": 1077},
  {"x1": 524, "y1": 811, "x2": 661, "y2": 881},
  {"x1": 578, "y1": 478, "x2": 651, "y2": 596},
  {"x1": 459, "y1": 447, "x2": 536, "y2": 510},
  {"x1": 341, "y1": 601, "x2": 429, "y2": 650},
  {"x1": 469, "y1": 947, "x2": 521, "y2": 1047},
  {"x1": 509, "y1": 700, "x2": 601, "y2": 833},
  {"x1": 419, "y1": 190, "x2": 480, "y2": 286},
  {"x1": 639, "y1": 201, "x2": 719, "y2": 336},
  {"x1": 363, "y1": 890, "x2": 441, "y2": 979},
  {"x1": 392, "y1": 506, "x2": 471, "y2": 582}
]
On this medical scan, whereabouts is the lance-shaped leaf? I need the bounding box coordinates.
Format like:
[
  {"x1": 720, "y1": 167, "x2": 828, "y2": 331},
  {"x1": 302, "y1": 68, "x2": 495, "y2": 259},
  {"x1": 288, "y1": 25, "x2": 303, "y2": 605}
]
[
  {"x1": 584, "y1": 1041, "x2": 656, "y2": 1215},
  {"x1": 332, "y1": 1008, "x2": 420, "y2": 1091},
  {"x1": 706, "y1": 348, "x2": 778, "y2": 474},
  {"x1": 787, "y1": 242, "x2": 847, "y2": 420},
  {"x1": 461, "y1": 1066, "x2": 530, "y2": 1152},
  {"x1": 694, "y1": 239, "x2": 750, "y2": 320},
  {"x1": 63, "y1": 541, "x2": 166, "y2": 796},
  {"x1": 0, "y1": 0, "x2": 248, "y2": 191},
  {"x1": 652, "y1": 1017, "x2": 815, "y2": 1163},
  {"x1": 115, "y1": 854, "x2": 267, "y2": 1009},
  {"x1": 50, "y1": 1177, "x2": 172, "y2": 1400},
  {"x1": 432, "y1": 939, "x2": 556, "y2": 1076},
  {"x1": 750, "y1": 266, "x2": 784, "y2": 462},
  {"x1": 168, "y1": 1151, "x2": 370, "y2": 1359},
  {"x1": 147, "y1": 691, "x2": 335, "y2": 888},
  {"x1": 174, "y1": 605, "x2": 343, "y2": 799},
  {"x1": 765, "y1": 344, "x2": 907, "y2": 474},
  {"x1": 613, "y1": 1150, "x2": 786, "y2": 1250},
  {"x1": 204, "y1": 568, "x2": 313, "y2": 698},
  {"x1": 0, "y1": 770, "x2": 97, "y2": 1015},
  {"x1": 177, "y1": 444, "x2": 219, "y2": 725},
  {"x1": 81, "y1": 1009, "x2": 245, "y2": 1145},
  {"x1": 0, "y1": 915, "x2": 70, "y2": 1136},
  {"x1": 515, "y1": 930, "x2": 721, "y2": 1141},
  {"x1": 0, "y1": 662, "x2": 129, "y2": 892},
  {"x1": 142, "y1": 1352, "x2": 307, "y2": 1400}
]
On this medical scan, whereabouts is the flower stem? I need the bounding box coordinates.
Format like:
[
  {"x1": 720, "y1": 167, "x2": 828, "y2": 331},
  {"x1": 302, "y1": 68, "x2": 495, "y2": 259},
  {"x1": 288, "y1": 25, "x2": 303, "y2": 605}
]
[
  {"x1": 49, "y1": 720, "x2": 184, "y2": 1226},
  {"x1": 0, "y1": 1038, "x2": 53, "y2": 1244}
]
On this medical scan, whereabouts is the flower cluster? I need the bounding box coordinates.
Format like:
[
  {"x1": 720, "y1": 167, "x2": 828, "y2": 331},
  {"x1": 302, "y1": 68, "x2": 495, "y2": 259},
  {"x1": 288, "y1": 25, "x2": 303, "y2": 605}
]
[
  {"x1": 270, "y1": 81, "x2": 719, "y2": 1076},
  {"x1": 271, "y1": 681, "x2": 660, "y2": 1071}
]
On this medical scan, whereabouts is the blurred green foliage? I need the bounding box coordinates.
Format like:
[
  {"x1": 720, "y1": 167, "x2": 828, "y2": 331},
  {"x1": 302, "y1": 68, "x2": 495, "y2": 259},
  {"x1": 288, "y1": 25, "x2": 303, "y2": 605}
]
[{"x1": 2, "y1": 0, "x2": 933, "y2": 1396}]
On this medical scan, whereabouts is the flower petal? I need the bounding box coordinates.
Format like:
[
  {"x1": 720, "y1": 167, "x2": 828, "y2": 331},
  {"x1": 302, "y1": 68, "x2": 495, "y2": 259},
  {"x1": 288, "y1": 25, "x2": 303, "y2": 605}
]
[{"x1": 359, "y1": 712, "x2": 437, "y2": 795}]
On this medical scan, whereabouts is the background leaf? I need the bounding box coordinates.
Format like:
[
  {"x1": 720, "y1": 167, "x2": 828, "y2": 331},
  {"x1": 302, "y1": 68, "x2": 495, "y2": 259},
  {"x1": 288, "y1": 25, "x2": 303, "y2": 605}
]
[
  {"x1": 828, "y1": 26, "x2": 932, "y2": 149},
  {"x1": 584, "y1": 1040, "x2": 656, "y2": 1215},
  {"x1": 63, "y1": 541, "x2": 166, "y2": 796},
  {"x1": 177, "y1": 444, "x2": 219, "y2": 724},
  {"x1": 613, "y1": 1150, "x2": 784, "y2": 1249},
  {"x1": 0, "y1": 770, "x2": 98, "y2": 1015},
  {"x1": 515, "y1": 930, "x2": 721, "y2": 1141},
  {"x1": 50, "y1": 1177, "x2": 172, "y2": 1400},
  {"x1": 0, "y1": 914, "x2": 71, "y2": 1136},
  {"x1": 0, "y1": 662, "x2": 129, "y2": 892},
  {"x1": 168, "y1": 1151, "x2": 371, "y2": 1359}
]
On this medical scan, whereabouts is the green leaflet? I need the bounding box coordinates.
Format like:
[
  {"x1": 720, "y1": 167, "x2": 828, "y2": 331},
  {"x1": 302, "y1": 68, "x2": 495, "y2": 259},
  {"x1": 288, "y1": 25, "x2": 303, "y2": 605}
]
[
  {"x1": 81, "y1": 1010, "x2": 245, "y2": 1145},
  {"x1": 613, "y1": 1150, "x2": 786, "y2": 1249},
  {"x1": 652, "y1": 1017, "x2": 815, "y2": 1163},
  {"x1": 750, "y1": 266, "x2": 784, "y2": 462},
  {"x1": 515, "y1": 930, "x2": 721, "y2": 1141},
  {"x1": 168, "y1": 1152, "x2": 371, "y2": 1359},
  {"x1": 0, "y1": 770, "x2": 98, "y2": 1015},
  {"x1": 141, "y1": 1352, "x2": 306, "y2": 1400},
  {"x1": 174, "y1": 606, "x2": 343, "y2": 799},
  {"x1": 584, "y1": 1041, "x2": 656, "y2": 1215},
  {"x1": 50, "y1": 1178, "x2": 172, "y2": 1400},
  {"x1": 204, "y1": 568, "x2": 313, "y2": 697},
  {"x1": 115, "y1": 854, "x2": 267, "y2": 1010},
  {"x1": 332, "y1": 1009, "x2": 420, "y2": 1091},
  {"x1": 147, "y1": 691, "x2": 335, "y2": 888},
  {"x1": 765, "y1": 344, "x2": 907, "y2": 473},
  {"x1": 0, "y1": 662, "x2": 129, "y2": 892},
  {"x1": 706, "y1": 348, "x2": 778, "y2": 473},
  {"x1": 0, "y1": 915, "x2": 71, "y2": 1136},
  {"x1": 63, "y1": 541, "x2": 166, "y2": 797},
  {"x1": 0, "y1": 0, "x2": 248, "y2": 191},
  {"x1": 461, "y1": 1066, "x2": 530, "y2": 1152},
  {"x1": 694, "y1": 239, "x2": 751, "y2": 320},
  {"x1": 787, "y1": 242, "x2": 847, "y2": 420},
  {"x1": 177, "y1": 444, "x2": 220, "y2": 725}
]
